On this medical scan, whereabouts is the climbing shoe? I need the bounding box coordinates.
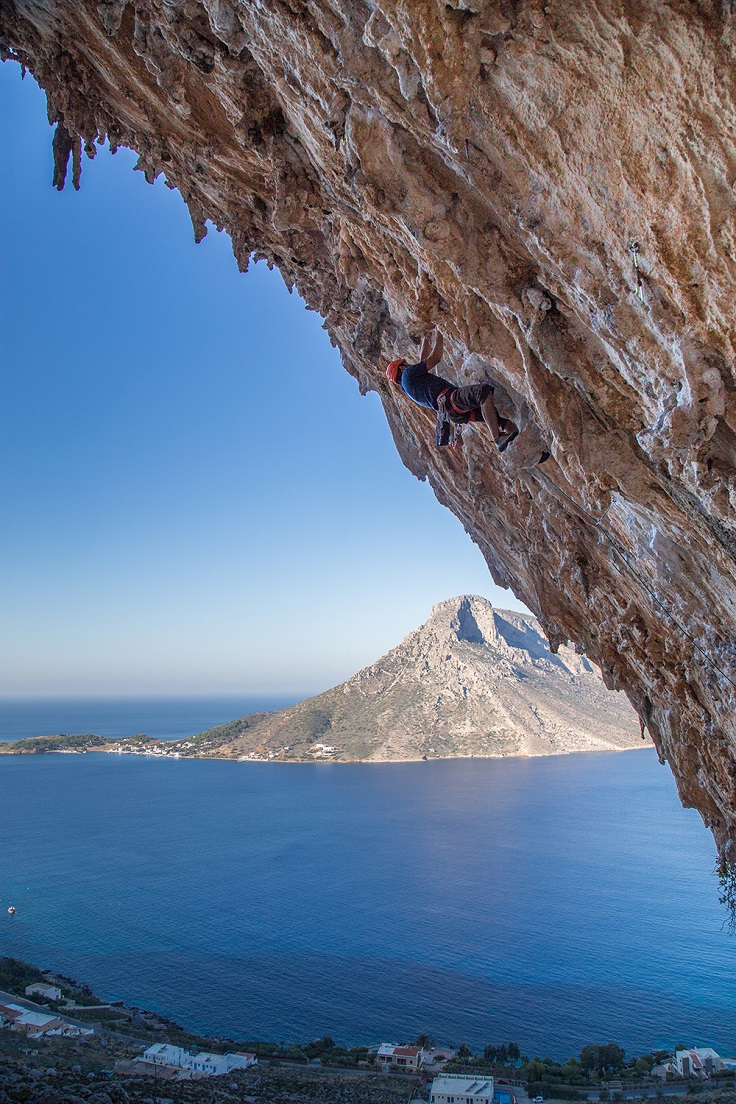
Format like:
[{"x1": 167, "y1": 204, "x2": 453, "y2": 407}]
[{"x1": 496, "y1": 430, "x2": 519, "y2": 453}]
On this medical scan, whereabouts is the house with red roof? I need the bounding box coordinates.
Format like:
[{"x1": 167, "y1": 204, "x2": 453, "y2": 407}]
[{"x1": 376, "y1": 1043, "x2": 425, "y2": 1070}]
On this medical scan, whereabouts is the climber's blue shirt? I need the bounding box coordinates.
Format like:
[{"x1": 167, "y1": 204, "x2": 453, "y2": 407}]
[{"x1": 400, "y1": 360, "x2": 454, "y2": 411}]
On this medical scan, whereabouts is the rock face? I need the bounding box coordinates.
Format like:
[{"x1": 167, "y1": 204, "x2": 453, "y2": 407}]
[
  {"x1": 1, "y1": 2, "x2": 735, "y2": 861},
  {"x1": 186, "y1": 595, "x2": 644, "y2": 761}
]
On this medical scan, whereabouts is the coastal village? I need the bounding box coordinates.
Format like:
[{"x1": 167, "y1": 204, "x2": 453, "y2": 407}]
[{"x1": 1, "y1": 960, "x2": 735, "y2": 1104}]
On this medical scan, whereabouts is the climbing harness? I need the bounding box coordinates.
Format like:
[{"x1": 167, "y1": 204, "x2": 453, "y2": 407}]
[
  {"x1": 629, "y1": 241, "x2": 645, "y2": 302},
  {"x1": 435, "y1": 391, "x2": 464, "y2": 449},
  {"x1": 534, "y1": 466, "x2": 736, "y2": 694}
]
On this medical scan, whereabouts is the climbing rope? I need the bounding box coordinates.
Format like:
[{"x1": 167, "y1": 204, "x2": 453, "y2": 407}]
[{"x1": 534, "y1": 466, "x2": 736, "y2": 695}]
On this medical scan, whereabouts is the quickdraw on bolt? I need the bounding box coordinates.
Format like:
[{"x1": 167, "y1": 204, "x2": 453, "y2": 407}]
[{"x1": 629, "y1": 241, "x2": 645, "y2": 302}]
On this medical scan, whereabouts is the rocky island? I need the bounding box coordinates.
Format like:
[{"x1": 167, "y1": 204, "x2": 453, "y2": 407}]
[{"x1": 1, "y1": 597, "x2": 644, "y2": 763}]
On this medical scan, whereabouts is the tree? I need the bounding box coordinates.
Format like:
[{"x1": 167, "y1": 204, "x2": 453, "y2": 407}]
[
  {"x1": 484, "y1": 1045, "x2": 499, "y2": 1063},
  {"x1": 561, "y1": 1059, "x2": 584, "y2": 1084},
  {"x1": 524, "y1": 1057, "x2": 548, "y2": 1082},
  {"x1": 416, "y1": 1034, "x2": 434, "y2": 1049},
  {"x1": 304, "y1": 1035, "x2": 336, "y2": 1057},
  {"x1": 580, "y1": 1046, "x2": 600, "y2": 1077},
  {"x1": 601, "y1": 1044, "x2": 626, "y2": 1074},
  {"x1": 458, "y1": 1044, "x2": 472, "y2": 1060},
  {"x1": 580, "y1": 1044, "x2": 625, "y2": 1078},
  {"x1": 508, "y1": 1043, "x2": 521, "y2": 1065}
]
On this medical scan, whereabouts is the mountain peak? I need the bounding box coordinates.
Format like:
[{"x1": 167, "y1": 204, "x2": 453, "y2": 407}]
[{"x1": 428, "y1": 594, "x2": 499, "y2": 646}]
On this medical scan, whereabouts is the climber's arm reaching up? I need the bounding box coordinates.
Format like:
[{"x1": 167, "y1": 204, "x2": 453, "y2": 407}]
[{"x1": 423, "y1": 330, "x2": 443, "y2": 370}]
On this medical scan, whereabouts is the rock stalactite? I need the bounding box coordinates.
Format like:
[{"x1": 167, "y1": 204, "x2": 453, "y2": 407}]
[{"x1": 2, "y1": 1, "x2": 736, "y2": 864}]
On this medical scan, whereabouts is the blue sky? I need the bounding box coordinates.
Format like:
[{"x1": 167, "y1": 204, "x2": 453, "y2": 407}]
[{"x1": 0, "y1": 62, "x2": 528, "y2": 697}]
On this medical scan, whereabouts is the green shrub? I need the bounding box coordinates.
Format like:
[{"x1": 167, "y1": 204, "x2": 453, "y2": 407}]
[{"x1": 0, "y1": 958, "x2": 46, "y2": 993}]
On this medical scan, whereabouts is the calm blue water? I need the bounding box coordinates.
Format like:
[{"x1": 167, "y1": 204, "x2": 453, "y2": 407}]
[{"x1": 0, "y1": 705, "x2": 731, "y2": 1060}]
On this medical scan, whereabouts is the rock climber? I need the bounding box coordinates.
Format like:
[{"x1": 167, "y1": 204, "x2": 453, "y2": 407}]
[{"x1": 385, "y1": 329, "x2": 518, "y2": 450}]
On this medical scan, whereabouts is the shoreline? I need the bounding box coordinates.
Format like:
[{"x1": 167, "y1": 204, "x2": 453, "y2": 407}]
[{"x1": 0, "y1": 742, "x2": 653, "y2": 764}]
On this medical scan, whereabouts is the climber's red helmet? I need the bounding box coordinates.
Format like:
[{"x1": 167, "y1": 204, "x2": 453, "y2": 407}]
[{"x1": 386, "y1": 358, "x2": 407, "y2": 385}]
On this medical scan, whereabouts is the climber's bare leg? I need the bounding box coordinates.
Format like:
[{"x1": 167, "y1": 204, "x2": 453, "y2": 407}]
[
  {"x1": 481, "y1": 393, "x2": 518, "y2": 451},
  {"x1": 480, "y1": 393, "x2": 503, "y2": 439}
]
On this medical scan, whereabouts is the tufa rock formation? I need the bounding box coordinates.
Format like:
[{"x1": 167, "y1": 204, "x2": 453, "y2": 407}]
[
  {"x1": 1, "y1": 2, "x2": 735, "y2": 861},
  {"x1": 174, "y1": 595, "x2": 645, "y2": 761}
]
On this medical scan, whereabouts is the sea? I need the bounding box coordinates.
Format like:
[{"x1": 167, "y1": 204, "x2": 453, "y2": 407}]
[{"x1": 0, "y1": 696, "x2": 732, "y2": 1061}]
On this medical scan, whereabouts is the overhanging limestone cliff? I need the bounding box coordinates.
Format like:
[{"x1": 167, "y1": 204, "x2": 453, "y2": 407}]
[{"x1": 2, "y1": 1, "x2": 736, "y2": 865}]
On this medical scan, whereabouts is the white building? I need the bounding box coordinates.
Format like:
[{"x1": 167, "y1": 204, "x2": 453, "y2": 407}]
[
  {"x1": 0, "y1": 1002, "x2": 91, "y2": 1038},
  {"x1": 190, "y1": 1051, "x2": 256, "y2": 1076},
  {"x1": 311, "y1": 743, "x2": 337, "y2": 757},
  {"x1": 429, "y1": 1073, "x2": 495, "y2": 1104},
  {"x1": 25, "y1": 983, "x2": 62, "y2": 1001},
  {"x1": 142, "y1": 1043, "x2": 192, "y2": 1068},
  {"x1": 141, "y1": 1044, "x2": 256, "y2": 1077},
  {"x1": 676, "y1": 1049, "x2": 722, "y2": 1078}
]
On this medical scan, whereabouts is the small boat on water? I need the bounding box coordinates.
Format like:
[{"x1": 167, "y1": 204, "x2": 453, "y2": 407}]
[{"x1": 7, "y1": 906, "x2": 16, "y2": 915}]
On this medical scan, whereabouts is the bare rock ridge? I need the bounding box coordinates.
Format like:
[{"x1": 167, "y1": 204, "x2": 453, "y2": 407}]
[
  {"x1": 182, "y1": 596, "x2": 644, "y2": 761},
  {"x1": 1, "y1": 2, "x2": 735, "y2": 859}
]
